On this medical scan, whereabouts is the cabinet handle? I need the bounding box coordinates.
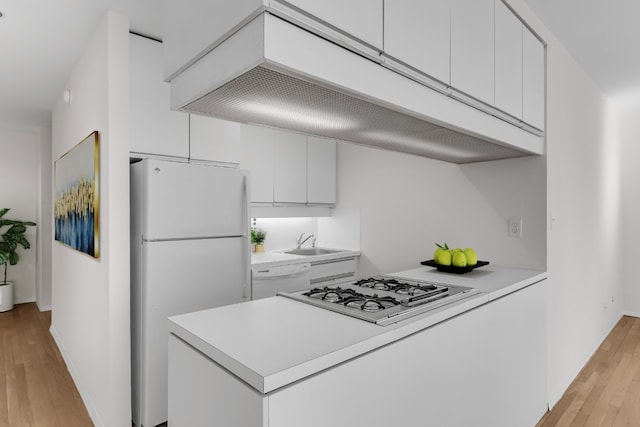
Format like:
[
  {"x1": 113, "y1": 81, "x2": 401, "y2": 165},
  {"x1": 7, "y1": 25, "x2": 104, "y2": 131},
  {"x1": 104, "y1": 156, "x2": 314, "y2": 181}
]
[
  {"x1": 310, "y1": 257, "x2": 355, "y2": 266},
  {"x1": 311, "y1": 272, "x2": 355, "y2": 285}
]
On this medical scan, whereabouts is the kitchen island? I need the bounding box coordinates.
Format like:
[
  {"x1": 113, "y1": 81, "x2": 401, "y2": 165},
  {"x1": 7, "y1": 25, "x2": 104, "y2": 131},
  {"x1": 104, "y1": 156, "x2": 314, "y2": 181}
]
[{"x1": 167, "y1": 265, "x2": 547, "y2": 427}]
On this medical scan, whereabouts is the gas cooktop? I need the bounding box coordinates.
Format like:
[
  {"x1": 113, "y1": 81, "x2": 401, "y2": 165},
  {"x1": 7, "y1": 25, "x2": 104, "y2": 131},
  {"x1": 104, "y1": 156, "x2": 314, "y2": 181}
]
[{"x1": 279, "y1": 276, "x2": 480, "y2": 326}]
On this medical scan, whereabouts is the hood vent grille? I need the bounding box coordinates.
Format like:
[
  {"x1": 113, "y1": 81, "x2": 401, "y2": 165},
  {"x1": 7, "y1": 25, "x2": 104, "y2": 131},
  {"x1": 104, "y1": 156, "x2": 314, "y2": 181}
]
[{"x1": 182, "y1": 66, "x2": 528, "y2": 164}]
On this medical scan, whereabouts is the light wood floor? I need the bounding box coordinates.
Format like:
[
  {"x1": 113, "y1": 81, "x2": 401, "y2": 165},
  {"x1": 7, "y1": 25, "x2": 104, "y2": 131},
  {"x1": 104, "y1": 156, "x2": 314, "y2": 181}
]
[
  {"x1": 0, "y1": 302, "x2": 92, "y2": 427},
  {"x1": 536, "y1": 315, "x2": 640, "y2": 427}
]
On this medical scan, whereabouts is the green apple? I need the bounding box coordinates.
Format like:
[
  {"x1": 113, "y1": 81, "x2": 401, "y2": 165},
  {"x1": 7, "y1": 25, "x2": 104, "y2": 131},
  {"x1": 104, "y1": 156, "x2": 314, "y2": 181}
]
[
  {"x1": 434, "y1": 243, "x2": 450, "y2": 264},
  {"x1": 434, "y1": 247, "x2": 443, "y2": 262},
  {"x1": 463, "y1": 247, "x2": 478, "y2": 266},
  {"x1": 452, "y1": 251, "x2": 467, "y2": 267},
  {"x1": 437, "y1": 250, "x2": 452, "y2": 266}
]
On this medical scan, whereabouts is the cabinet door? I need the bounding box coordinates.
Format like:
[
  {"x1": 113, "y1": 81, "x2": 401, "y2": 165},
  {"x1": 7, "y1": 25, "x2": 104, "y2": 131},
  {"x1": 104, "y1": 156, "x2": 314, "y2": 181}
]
[
  {"x1": 495, "y1": 0, "x2": 523, "y2": 119},
  {"x1": 384, "y1": 0, "x2": 450, "y2": 84},
  {"x1": 239, "y1": 125, "x2": 274, "y2": 204},
  {"x1": 284, "y1": 0, "x2": 383, "y2": 49},
  {"x1": 189, "y1": 115, "x2": 242, "y2": 164},
  {"x1": 307, "y1": 137, "x2": 337, "y2": 204},
  {"x1": 523, "y1": 27, "x2": 545, "y2": 130},
  {"x1": 451, "y1": 0, "x2": 495, "y2": 105},
  {"x1": 130, "y1": 34, "x2": 189, "y2": 157},
  {"x1": 273, "y1": 130, "x2": 307, "y2": 204}
]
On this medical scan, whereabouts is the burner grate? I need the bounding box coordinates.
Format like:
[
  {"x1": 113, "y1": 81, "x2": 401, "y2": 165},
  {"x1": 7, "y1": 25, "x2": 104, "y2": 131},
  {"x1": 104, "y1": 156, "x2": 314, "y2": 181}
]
[
  {"x1": 342, "y1": 295, "x2": 400, "y2": 312},
  {"x1": 353, "y1": 278, "x2": 403, "y2": 291}
]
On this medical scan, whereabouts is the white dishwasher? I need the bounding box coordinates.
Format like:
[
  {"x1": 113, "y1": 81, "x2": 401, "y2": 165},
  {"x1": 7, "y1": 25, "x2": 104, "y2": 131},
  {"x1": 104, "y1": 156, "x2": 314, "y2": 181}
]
[{"x1": 251, "y1": 262, "x2": 311, "y2": 300}]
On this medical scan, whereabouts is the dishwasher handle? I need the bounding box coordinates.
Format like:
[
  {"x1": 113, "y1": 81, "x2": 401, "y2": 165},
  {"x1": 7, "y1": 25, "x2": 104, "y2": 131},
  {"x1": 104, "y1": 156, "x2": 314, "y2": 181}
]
[{"x1": 252, "y1": 262, "x2": 311, "y2": 280}]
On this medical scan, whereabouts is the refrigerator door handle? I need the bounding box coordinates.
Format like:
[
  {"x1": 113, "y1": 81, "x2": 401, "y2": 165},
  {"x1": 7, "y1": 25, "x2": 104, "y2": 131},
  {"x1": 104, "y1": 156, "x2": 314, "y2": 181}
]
[
  {"x1": 242, "y1": 173, "x2": 251, "y2": 300},
  {"x1": 242, "y1": 174, "x2": 250, "y2": 237},
  {"x1": 243, "y1": 235, "x2": 251, "y2": 300}
]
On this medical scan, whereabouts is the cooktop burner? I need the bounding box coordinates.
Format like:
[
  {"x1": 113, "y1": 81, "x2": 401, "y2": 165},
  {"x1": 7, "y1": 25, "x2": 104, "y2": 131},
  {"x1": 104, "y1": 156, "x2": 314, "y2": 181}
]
[
  {"x1": 304, "y1": 286, "x2": 401, "y2": 312},
  {"x1": 307, "y1": 287, "x2": 359, "y2": 303},
  {"x1": 344, "y1": 295, "x2": 399, "y2": 312},
  {"x1": 280, "y1": 275, "x2": 480, "y2": 326},
  {"x1": 353, "y1": 277, "x2": 404, "y2": 291}
]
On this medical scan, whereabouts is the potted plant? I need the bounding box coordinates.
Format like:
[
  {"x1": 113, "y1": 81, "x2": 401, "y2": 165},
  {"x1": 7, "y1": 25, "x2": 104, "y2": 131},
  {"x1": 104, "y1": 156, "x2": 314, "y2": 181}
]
[
  {"x1": 0, "y1": 208, "x2": 36, "y2": 312},
  {"x1": 251, "y1": 227, "x2": 267, "y2": 253}
]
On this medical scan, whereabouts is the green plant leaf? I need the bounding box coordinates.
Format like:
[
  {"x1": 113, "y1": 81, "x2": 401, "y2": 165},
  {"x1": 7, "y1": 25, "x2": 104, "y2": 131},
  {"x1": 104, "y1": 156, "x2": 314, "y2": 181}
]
[
  {"x1": 7, "y1": 224, "x2": 26, "y2": 235},
  {"x1": 0, "y1": 209, "x2": 36, "y2": 275},
  {"x1": 9, "y1": 252, "x2": 18, "y2": 265},
  {"x1": 18, "y1": 238, "x2": 30, "y2": 250}
]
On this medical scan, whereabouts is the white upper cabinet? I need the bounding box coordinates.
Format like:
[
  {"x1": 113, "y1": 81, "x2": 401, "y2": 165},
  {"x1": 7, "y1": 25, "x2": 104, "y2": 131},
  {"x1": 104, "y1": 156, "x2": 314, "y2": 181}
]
[
  {"x1": 189, "y1": 115, "x2": 242, "y2": 164},
  {"x1": 523, "y1": 27, "x2": 545, "y2": 131},
  {"x1": 307, "y1": 137, "x2": 337, "y2": 205},
  {"x1": 240, "y1": 125, "x2": 274, "y2": 204},
  {"x1": 283, "y1": 0, "x2": 383, "y2": 49},
  {"x1": 130, "y1": 34, "x2": 189, "y2": 158},
  {"x1": 240, "y1": 125, "x2": 337, "y2": 206},
  {"x1": 495, "y1": 0, "x2": 523, "y2": 120},
  {"x1": 273, "y1": 130, "x2": 308, "y2": 204},
  {"x1": 450, "y1": 0, "x2": 495, "y2": 105},
  {"x1": 384, "y1": 0, "x2": 451, "y2": 84}
]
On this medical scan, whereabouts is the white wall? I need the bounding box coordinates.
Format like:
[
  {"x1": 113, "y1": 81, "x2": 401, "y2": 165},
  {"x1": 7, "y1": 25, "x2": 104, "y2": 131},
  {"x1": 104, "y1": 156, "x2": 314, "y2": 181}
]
[
  {"x1": 545, "y1": 44, "x2": 622, "y2": 407},
  {"x1": 0, "y1": 127, "x2": 40, "y2": 303},
  {"x1": 335, "y1": 143, "x2": 546, "y2": 277},
  {"x1": 37, "y1": 126, "x2": 53, "y2": 310},
  {"x1": 620, "y1": 109, "x2": 640, "y2": 316},
  {"x1": 50, "y1": 12, "x2": 131, "y2": 427},
  {"x1": 507, "y1": 0, "x2": 624, "y2": 409}
]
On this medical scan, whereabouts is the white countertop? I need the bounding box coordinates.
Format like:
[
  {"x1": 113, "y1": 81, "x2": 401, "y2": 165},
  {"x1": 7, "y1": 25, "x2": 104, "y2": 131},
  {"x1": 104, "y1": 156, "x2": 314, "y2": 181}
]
[
  {"x1": 393, "y1": 264, "x2": 547, "y2": 301},
  {"x1": 168, "y1": 264, "x2": 546, "y2": 394},
  {"x1": 251, "y1": 248, "x2": 361, "y2": 268}
]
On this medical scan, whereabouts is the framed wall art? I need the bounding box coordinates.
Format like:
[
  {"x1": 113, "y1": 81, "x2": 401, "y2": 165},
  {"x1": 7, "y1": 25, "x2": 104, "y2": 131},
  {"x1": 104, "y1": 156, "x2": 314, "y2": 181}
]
[{"x1": 54, "y1": 130, "x2": 100, "y2": 258}]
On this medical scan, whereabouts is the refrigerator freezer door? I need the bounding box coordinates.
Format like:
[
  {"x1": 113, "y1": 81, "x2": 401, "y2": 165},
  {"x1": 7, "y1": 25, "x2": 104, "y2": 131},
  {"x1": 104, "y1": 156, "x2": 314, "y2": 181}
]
[
  {"x1": 142, "y1": 159, "x2": 249, "y2": 240},
  {"x1": 135, "y1": 236, "x2": 249, "y2": 427}
]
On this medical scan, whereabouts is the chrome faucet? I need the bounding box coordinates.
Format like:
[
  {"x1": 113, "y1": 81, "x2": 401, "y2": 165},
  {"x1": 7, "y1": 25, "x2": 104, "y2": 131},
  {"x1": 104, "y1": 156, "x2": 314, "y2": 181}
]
[{"x1": 296, "y1": 232, "x2": 315, "y2": 249}]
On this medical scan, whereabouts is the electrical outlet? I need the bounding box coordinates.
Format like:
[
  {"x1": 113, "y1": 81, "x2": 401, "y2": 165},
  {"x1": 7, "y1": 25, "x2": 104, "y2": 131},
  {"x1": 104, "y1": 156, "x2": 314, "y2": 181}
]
[{"x1": 508, "y1": 218, "x2": 523, "y2": 238}]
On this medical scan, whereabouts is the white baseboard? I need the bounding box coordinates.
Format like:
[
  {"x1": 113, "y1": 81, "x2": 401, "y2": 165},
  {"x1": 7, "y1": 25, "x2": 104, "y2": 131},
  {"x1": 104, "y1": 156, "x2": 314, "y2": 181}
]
[
  {"x1": 49, "y1": 325, "x2": 104, "y2": 427},
  {"x1": 36, "y1": 302, "x2": 51, "y2": 312},
  {"x1": 623, "y1": 310, "x2": 640, "y2": 318}
]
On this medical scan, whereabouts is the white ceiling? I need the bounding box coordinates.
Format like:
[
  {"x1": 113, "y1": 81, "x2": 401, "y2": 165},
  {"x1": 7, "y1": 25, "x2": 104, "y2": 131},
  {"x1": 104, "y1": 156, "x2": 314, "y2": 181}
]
[
  {"x1": 522, "y1": 0, "x2": 640, "y2": 109},
  {"x1": 0, "y1": 0, "x2": 162, "y2": 127},
  {"x1": 0, "y1": 0, "x2": 638, "y2": 127}
]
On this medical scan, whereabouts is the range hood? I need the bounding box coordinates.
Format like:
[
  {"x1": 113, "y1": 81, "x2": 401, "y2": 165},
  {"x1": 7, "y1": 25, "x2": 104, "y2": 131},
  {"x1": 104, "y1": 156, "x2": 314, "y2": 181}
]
[{"x1": 166, "y1": 8, "x2": 544, "y2": 164}]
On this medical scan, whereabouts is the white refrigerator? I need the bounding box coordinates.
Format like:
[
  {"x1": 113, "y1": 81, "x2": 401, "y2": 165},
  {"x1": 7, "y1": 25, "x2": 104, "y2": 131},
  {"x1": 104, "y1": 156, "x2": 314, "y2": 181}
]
[{"x1": 130, "y1": 158, "x2": 251, "y2": 427}]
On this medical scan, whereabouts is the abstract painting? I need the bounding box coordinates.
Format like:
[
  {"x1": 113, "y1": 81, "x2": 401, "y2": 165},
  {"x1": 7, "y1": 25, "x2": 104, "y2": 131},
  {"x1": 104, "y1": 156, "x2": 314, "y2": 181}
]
[{"x1": 54, "y1": 131, "x2": 100, "y2": 258}]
